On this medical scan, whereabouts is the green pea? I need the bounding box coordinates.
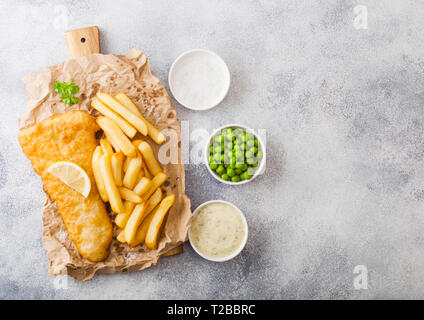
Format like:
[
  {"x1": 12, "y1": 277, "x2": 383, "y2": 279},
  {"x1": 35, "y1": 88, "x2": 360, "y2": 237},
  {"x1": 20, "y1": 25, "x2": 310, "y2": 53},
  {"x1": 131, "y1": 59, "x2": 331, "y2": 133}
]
[
  {"x1": 236, "y1": 157, "x2": 244, "y2": 164},
  {"x1": 235, "y1": 138, "x2": 242, "y2": 145},
  {"x1": 220, "y1": 154, "x2": 225, "y2": 163},
  {"x1": 233, "y1": 128, "x2": 243, "y2": 137},
  {"x1": 247, "y1": 140, "x2": 254, "y2": 148},
  {"x1": 246, "y1": 157, "x2": 256, "y2": 165},
  {"x1": 242, "y1": 135, "x2": 247, "y2": 143},
  {"x1": 225, "y1": 151, "x2": 232, "y2": 159},
  {"x1": 213, "y1": 153, "x2": 221, "y2": 162},
  {"x1": 235, "y1": 151, "x2": 244, "y2": 160},
  {"x1": 213, "y1": 144, "x2": 223, "y2": 153},
  {"x1": 256, "y1": 151, "x2": 263, "y2": 159},
  {"x1": 230, "y1": 157, "x2": 237, "y2": 167},
  {"x1": 225, "y1": 142, "x2": 233, "y2": 150},
  {"x1": 216, "y1": 165, "x2": 225, "y2": 175},
  {"x1": 246, "y1": 133, "x2": 254, "y2": 140},
  {"x1": 232, "y1": 175, "x2": 241, "y2": 182},
  {"x1": 234, "y1": 144, "x2": 241, "y2": 152},
  {"x1": 209, "y1": 163, "x2": 218, "y2": 170},
  {"x1": 240, "y1": 143, "x2": 246, "y2": 150},
  {"x1": 209, "y1": 155, "x2": 214, "y2": 163},
  {"x1": 210, "y1": 145, "x2": 214, "y2": 154},
  {"x1": 235, "y1": 163, "x2": 244, "y2": 169},
  {"x1": 254, "y1": 139, "x2": 259, "y2": 147},
  {"x1": 241, "y1": 164, "x2": 248, "y2": 171},
  {"x1": 246, "y1": 150, "x2": 253, "y2": 158},
  {"x1": 221, "y1": 173, "x2": 230, "y2": 181},
  {"x1": 212, "y1": 145, "x2": 221, "y2": 154},
  {"x1": 252, "y1": 162, "x2": 259, "y2": 168},
  {"x1": 235, "y1": 168, "x2": 242, "y2": 175},
  {"x1": 213, "y1": 144, "x2": 222, "y2": 153},
  {"x1": 253, "y1": 146, "x2": 258, "y2": 154},
  {"x1": 224, "y1": 164, "x2": 230, "y2": 168},
  {"x1": 227, "y1": 168, "x2": 235, "y2": 177},
  {"x1": 227, "y1": 127, "x2": 233, "y2": 135},
  {"x1": 241, "y1": 172, "x2": 252, "y2": 180}
]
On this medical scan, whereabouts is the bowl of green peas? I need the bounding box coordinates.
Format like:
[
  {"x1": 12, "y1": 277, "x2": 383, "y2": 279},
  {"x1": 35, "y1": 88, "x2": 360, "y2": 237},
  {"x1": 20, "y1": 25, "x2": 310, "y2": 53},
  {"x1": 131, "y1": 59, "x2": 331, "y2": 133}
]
[{"x1": 205, "y1": 124, "x2": 265, "y2": 185}]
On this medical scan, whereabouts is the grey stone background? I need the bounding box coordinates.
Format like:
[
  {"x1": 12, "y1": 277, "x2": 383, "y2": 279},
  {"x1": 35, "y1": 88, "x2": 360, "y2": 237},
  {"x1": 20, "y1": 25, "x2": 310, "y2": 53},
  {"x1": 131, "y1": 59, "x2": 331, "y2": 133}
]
[{"x1": 0, "y1": 0, "x2": 423, "y2": 299}]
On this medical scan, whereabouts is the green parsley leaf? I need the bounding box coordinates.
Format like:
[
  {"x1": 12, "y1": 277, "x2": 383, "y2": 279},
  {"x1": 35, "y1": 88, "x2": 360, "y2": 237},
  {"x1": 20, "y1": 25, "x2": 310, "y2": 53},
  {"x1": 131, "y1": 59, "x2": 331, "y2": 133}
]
[
  {"x1": 53, "y1": 81, "x2": 63, "y2": 93},
  {"x1": 70, "y1": 96, "x2": 79, "y2": 105},
  {"x1": 54, "y1": 80, "x2": 80, "y2": 106},
  {"x1": 62, "y1": 97, "x2": 70, "y2": 105},
  {"x1": 67, "y1": 83, "x2": 80, "y2": 95}
]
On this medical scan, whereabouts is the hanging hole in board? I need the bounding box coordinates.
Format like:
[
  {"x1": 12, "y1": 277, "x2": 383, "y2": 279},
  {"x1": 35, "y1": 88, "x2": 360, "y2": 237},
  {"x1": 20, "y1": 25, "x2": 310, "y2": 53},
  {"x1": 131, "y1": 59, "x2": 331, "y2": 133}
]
[{"x1": 80, "y1": 37, "x2": 86, "y2": 43}]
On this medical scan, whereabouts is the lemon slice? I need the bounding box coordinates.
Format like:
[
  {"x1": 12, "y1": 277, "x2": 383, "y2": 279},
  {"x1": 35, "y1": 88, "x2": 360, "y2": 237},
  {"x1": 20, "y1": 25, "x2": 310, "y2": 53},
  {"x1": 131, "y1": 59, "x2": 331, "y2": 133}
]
[{"x1": 47, "y1": 161, "x2": 91, "y2": 198}]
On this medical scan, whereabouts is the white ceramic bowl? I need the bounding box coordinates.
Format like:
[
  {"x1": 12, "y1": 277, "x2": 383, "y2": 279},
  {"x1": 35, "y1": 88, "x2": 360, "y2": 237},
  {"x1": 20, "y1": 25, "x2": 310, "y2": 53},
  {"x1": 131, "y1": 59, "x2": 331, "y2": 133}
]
[
  {"x1": 204, "y1": 124, "x2": 266, "y2": 185},
  {"x1": 188, "y1": 200, "x2": 248, "y2": 262},
  {"x1": 168, "y1": 49, "x2": 230, "y2": 110}
]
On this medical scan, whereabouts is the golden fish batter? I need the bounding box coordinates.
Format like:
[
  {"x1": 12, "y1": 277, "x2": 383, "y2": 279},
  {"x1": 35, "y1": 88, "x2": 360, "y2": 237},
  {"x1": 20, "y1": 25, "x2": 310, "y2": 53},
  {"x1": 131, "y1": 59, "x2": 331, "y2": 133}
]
[{"x1": 18, "y1": 110, "x2": 112, "y2": 262}]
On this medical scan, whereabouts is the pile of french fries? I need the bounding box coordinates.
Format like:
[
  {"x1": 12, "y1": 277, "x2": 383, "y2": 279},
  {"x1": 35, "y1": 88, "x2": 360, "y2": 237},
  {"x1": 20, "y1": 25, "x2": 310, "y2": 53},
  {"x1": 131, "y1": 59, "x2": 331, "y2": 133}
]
[{"x1": 91, "y1": 92, "x2": 175, "y2": 249}]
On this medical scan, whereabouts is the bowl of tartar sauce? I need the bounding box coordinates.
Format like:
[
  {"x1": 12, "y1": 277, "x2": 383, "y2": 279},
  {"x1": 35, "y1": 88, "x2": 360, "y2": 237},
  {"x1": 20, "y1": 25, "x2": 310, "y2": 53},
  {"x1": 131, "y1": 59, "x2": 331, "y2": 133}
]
[{"x1": 188, "y1": 200, "x2": 248, "y2": 262}]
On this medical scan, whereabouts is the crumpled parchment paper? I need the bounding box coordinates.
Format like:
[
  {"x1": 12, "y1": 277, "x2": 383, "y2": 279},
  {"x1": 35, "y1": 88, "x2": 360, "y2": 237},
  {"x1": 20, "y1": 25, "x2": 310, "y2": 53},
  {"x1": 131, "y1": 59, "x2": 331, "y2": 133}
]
[{"x1": 19, "y1": 49, "x2": 191, "y2": 281}]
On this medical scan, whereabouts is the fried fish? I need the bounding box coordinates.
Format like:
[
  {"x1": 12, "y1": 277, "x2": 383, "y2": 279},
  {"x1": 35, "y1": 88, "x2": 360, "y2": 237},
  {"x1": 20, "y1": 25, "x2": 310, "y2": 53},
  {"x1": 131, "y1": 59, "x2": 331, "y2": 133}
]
[{"x1": 18, "y1": 110, "x2": 112, "y2": 262}]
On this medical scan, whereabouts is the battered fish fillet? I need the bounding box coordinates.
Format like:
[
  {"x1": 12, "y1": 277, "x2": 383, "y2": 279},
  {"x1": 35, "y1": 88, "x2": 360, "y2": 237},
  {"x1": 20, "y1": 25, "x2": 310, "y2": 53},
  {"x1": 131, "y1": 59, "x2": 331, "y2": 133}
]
[{"x1": 18, "y1": 110, "x2": 112, "y2": 262}]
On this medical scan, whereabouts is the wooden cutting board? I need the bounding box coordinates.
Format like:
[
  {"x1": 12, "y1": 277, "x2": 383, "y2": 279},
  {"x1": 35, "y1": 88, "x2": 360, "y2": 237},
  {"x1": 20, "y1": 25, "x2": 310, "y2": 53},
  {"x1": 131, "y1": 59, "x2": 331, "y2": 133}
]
[{"x1": 65, "y1": 26, "x2": 100, "y2": 58}]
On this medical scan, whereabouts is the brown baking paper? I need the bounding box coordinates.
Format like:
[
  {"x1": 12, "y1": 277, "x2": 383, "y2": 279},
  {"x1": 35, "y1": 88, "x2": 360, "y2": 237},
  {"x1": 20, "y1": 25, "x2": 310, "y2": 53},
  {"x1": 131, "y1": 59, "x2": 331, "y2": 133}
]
[{"x1": 19, "y1": 49, "x2": 191, "y2": 281}]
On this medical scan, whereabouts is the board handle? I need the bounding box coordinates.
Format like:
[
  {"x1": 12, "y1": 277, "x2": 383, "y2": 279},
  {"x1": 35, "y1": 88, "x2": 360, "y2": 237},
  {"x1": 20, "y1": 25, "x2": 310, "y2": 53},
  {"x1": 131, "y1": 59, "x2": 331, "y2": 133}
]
[{"x1": 65, "y1": 26, "x2": 100, "y2": 58}]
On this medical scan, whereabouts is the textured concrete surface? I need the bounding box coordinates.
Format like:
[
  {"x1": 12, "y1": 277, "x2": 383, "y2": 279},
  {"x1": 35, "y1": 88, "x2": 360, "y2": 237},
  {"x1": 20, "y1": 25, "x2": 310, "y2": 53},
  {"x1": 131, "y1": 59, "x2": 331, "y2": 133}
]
[{"x1": 1, "y1": 0, "x2": 424, "y2": 299}]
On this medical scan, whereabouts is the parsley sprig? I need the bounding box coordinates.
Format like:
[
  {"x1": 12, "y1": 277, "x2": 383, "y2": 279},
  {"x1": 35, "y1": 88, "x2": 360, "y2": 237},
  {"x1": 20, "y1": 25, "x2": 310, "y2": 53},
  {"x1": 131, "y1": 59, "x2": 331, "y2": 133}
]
[{"x1": 54, "y1": 80, "x2": 80, "y2": 106}]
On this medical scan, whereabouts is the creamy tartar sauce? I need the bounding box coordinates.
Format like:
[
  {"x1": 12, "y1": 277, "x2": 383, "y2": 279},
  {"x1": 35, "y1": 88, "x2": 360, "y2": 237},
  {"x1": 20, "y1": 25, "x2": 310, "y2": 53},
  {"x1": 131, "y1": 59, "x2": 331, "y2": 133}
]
[{"x1": 190, "y1": 203, "x2": 245, "y2": 259}]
